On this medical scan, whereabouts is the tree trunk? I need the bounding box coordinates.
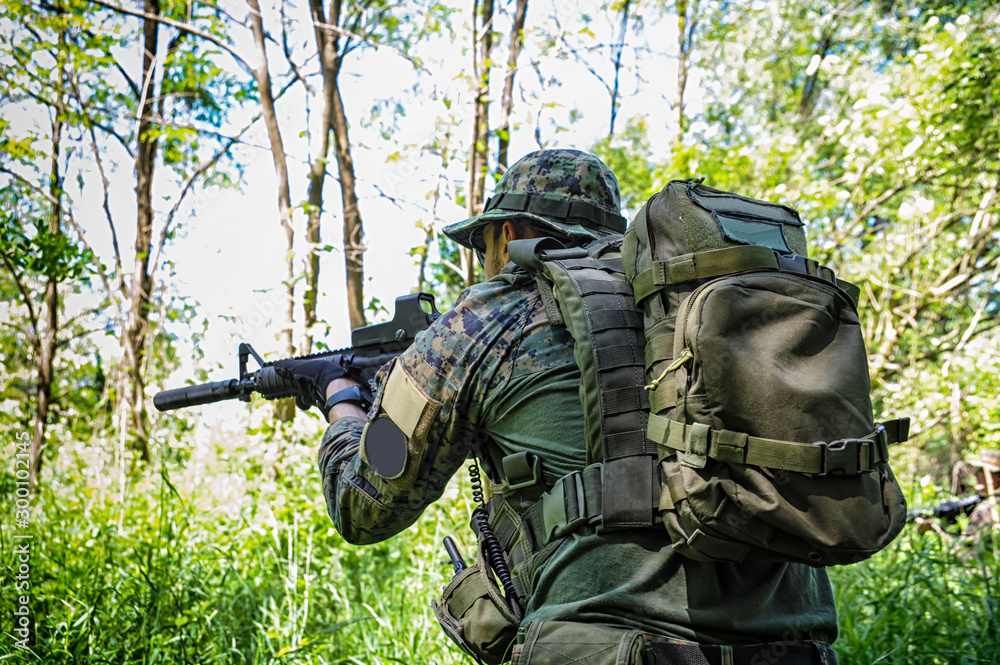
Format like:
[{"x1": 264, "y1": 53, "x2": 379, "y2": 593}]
[
  {"x1": 30, "y1": 32, "x2": 66, "y2": 490},
  {"x1": 332, "y1": 76, "x2": 366, "y2": 330},
  {"x1": 610, "y1": 0, "x2": 630, "y2": 137},
  {"x1": 303, "y1": 0, "x2": 336, "y2": 351},
  {"x1": 466, "y1": 0, "x2": 493, "y2": 286},
  {"x1": 674, "y1": 0, "x2": 699, "y2": 139},
  {"x1": 498, "y1": 0, "x2": 528, "y2": 170},
  {"x1": 125, "y1": 0, "x2": 161, "y2": 465},
  {"x1": 249, "y1": 0, "x2": 294, "y2": 359},
  {"x1": 249, "y1": 0, "x2": 296, "y2": 420},
  {"x1": 310, "y1": 0, "x2": 365, "y2": 330}
]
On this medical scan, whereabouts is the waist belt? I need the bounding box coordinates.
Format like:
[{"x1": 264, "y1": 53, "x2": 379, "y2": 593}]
[{"x1": 646, "y1": 640, "x2": 838, "y2": 665}]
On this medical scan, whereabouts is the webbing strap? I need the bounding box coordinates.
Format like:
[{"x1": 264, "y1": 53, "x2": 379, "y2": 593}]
[
  {"x1": 647, "y1": 380, "x2": 677, "y2": 413},
  {"x1": 519, "y1": 464, "x2": 604, "y2": 548},
  {"x1": 647, "y1": 415, "x2": 897, "y2": 476},
  {"x1": 646, "y1": 640, "x2": 838, "y2": 665},
  {"x1": 881, "y1": 417, "x2": 910, "y2": 444},
  {"x1": 632, "y1": 246, "x2": 846, "y2": 304},
  {"x1": 557, "y1": 256, "x2": 626, "y2": 273},
  {"x1": 578, "y1": 278, "x2": 633, "y2": 297},
  {"x1": 485, "y1": 191, "x2": 626, "y2": 234},
  {"x1": 534, "y1": 277, "x2": 564, "y2": 326},
  {"x1": 644, "y1": 334, "x2": 673, "y2": 370}
]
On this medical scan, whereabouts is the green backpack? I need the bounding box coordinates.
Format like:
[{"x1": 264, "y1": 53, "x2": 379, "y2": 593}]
[{"x1": 505, "y1": 178, "x2": 909, "y2": 568}]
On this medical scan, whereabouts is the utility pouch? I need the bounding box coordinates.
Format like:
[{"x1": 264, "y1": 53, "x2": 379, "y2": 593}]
[
  {"x1": 511, "y1": 621, "x2": 645, "y2": 665},
  {"x1": 433, "y1": 538, "x2": 523, "y2": 665}
]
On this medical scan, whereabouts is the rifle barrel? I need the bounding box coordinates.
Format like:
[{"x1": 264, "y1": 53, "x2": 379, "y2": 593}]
[{"x1": 153, "y1": 379, "x2": 241, "y2": 411}]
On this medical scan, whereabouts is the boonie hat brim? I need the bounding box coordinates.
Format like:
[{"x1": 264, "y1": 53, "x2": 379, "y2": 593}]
[
  {"x1": 444, "y1": 207, "x2": 616, "y2": 252},
  {"x1": 442, "y1": 149, "x2": 626, "y2": 251}
]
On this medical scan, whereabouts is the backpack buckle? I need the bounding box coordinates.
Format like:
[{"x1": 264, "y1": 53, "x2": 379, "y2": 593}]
[
  {"x1": 775, "y1": 253, "x2": 813, "y2": 276},
  {"x1": 541, "y1": 471, "x2": 590, "y2": 541},
  {"x1": 503, "y1": 451, "x2": 544, "y2": 491},
  {"x1": 815, "y1": 438, "x2": 867, "y2": 475}
]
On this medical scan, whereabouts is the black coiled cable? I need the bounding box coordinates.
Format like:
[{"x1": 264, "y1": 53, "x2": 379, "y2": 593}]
[
  {"x1": 469, "y1": 457, "x2": 486, "y2": 505},
  {"x1": 468, "y1": 458, "x2": 519, "y2": 601}
]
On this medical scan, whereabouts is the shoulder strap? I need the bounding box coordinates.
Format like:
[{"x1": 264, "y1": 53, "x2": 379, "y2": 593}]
[{"x1": 509, "y1": 236, "x2": 658, "y2": 530}]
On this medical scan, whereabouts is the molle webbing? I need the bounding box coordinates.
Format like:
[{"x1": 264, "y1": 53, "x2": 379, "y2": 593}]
[{"x1": 508, "y1": 237, "x2": 658, "y2": 530}]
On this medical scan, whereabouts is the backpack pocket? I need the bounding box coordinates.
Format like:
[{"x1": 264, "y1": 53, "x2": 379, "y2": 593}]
[{"x1": 656, "y1": 271, "x2": 906, "y2": 565}]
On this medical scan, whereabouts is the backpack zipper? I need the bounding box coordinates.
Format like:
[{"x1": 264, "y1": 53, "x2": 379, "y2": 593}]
[
  {"x1": 643, "y1": 278, "x2": 718, "y2": 391},
  {"x1": 678, "y1": 278, "x2": 723, "y2": 365}
]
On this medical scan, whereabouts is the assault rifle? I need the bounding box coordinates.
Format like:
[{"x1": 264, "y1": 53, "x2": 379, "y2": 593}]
[
  {"x1": 153, "y1": 293, "x2": 440, "y2": 412},
  {"x1": 906, "y1": 494, "x2": 983, "y2": 525}
]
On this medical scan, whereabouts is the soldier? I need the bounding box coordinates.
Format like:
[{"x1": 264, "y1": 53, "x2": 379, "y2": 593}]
[
  {"x1": 963, "y1": 449, "x2": 999, "y2": 543},
  {"x1": 915, "y1": 449, "x2": 999, "y2": 545},
  {"x1": 279, "y1": 149, "x2": 839, "y2": 665}
]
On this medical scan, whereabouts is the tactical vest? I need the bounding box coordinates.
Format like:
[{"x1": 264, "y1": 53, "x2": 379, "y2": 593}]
[{"x1": 483, "y1": 179, "x2": 909, "y2": 604}]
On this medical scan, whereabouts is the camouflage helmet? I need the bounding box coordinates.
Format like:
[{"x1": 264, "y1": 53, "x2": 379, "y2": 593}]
[{"x1": 443, "y1": 149, "x2": 625, "y2": 252}]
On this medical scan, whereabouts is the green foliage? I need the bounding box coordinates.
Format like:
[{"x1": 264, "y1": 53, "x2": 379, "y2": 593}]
[
  {"x1": 831, "y1": 528, "x2": 1000, "y2": 664},
  {"x1": 0, "y1": 208, "x2": 95, "y2": 287},
  {"x1": 0, "y1": 425, "x2": 472, "y2": 664},
  {"x1": 592, "y1": 117, "x2": 655, "y2": 216}
]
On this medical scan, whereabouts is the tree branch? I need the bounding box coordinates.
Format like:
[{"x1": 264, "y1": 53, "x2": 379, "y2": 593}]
[
  {"x1": 313, "y1": 17, "x2": 420, "y2": 67},
  {"x1": 147, "y1": 117, "x2": 258, "y2": 285},
  {"x1": 85, "y1": 0, "x2": 255, "y2": 74},
  {"x1": 0, "y1": 249, "x2": 43, "y2": 356},
  {"x1": 0, "y1": 164, "x2": 130, "y2": 343},
  {"x1": 68, "y1": 71, "x2": 124, "y2": 282}
]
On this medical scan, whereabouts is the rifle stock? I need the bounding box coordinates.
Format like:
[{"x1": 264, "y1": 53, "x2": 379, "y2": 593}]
[{"x1": 154, "y1": 293, "x2": 440, "y2": 412}]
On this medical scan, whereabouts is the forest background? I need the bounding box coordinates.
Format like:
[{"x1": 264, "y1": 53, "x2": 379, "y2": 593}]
[{"x1": 1, "y1": 0, "x2": 999, "y2": 662}]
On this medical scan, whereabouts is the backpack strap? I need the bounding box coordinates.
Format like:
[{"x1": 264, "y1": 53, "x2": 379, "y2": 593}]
[
  {"x1": 647, "y1": 415, "x2": 910, "y2": 476},
  {"x1": 632, "y1": 245, "x2": 861, "y2": 308},
  {"x1": 509, "y1": 236, "x2": 658, "y2": 530}
]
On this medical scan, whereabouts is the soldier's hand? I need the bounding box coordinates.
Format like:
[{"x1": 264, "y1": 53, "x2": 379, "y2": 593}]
[{"x1": 273, "y1": 356, "x2": 349, "y2": 413}]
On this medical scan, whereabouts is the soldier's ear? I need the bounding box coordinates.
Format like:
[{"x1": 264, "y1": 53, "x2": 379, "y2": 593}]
[
  {"x1": 502, "y1": 221, "x2": 518, "y2": 243},
  {"x1": 501, "y1": 221, "x2": 533, "y2": 261}
]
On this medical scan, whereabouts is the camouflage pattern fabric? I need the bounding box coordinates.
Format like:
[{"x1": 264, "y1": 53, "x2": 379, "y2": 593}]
[
  {"x1": 443, "y1": 149, "x2": 626, "y2": 251},
  {"x1": 318, "y1": 268, "x2": 586, "y2": 544},
  {"x1": 317, "y1": 266, "x2": 839, "y2": 645}
]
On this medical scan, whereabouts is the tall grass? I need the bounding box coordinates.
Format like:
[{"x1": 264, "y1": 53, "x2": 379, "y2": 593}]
[
  {"x1": 0, "y1": 418, "x2": 473, "y2": 664},
  {"x1": 3, "y1": 420, "x2": 999, "y2": 663},
  {"x1": 830, "y1": 527, "x2": 1000, "y2": 665}
]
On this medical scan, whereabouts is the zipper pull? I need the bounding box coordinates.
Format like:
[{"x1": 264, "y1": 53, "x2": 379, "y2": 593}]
[{"x1": 644, "y1": 348, "x2": 694, "y2": 391}]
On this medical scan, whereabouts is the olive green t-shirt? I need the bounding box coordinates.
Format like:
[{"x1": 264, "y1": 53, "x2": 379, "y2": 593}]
[{"x1": 319, "y1": 268, "x2": 838, "y2": 644}]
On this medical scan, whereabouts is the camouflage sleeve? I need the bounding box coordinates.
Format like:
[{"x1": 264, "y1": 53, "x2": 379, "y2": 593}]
[{"x1": 318, "y1": 281, "x2": 531, "y2": 545}]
